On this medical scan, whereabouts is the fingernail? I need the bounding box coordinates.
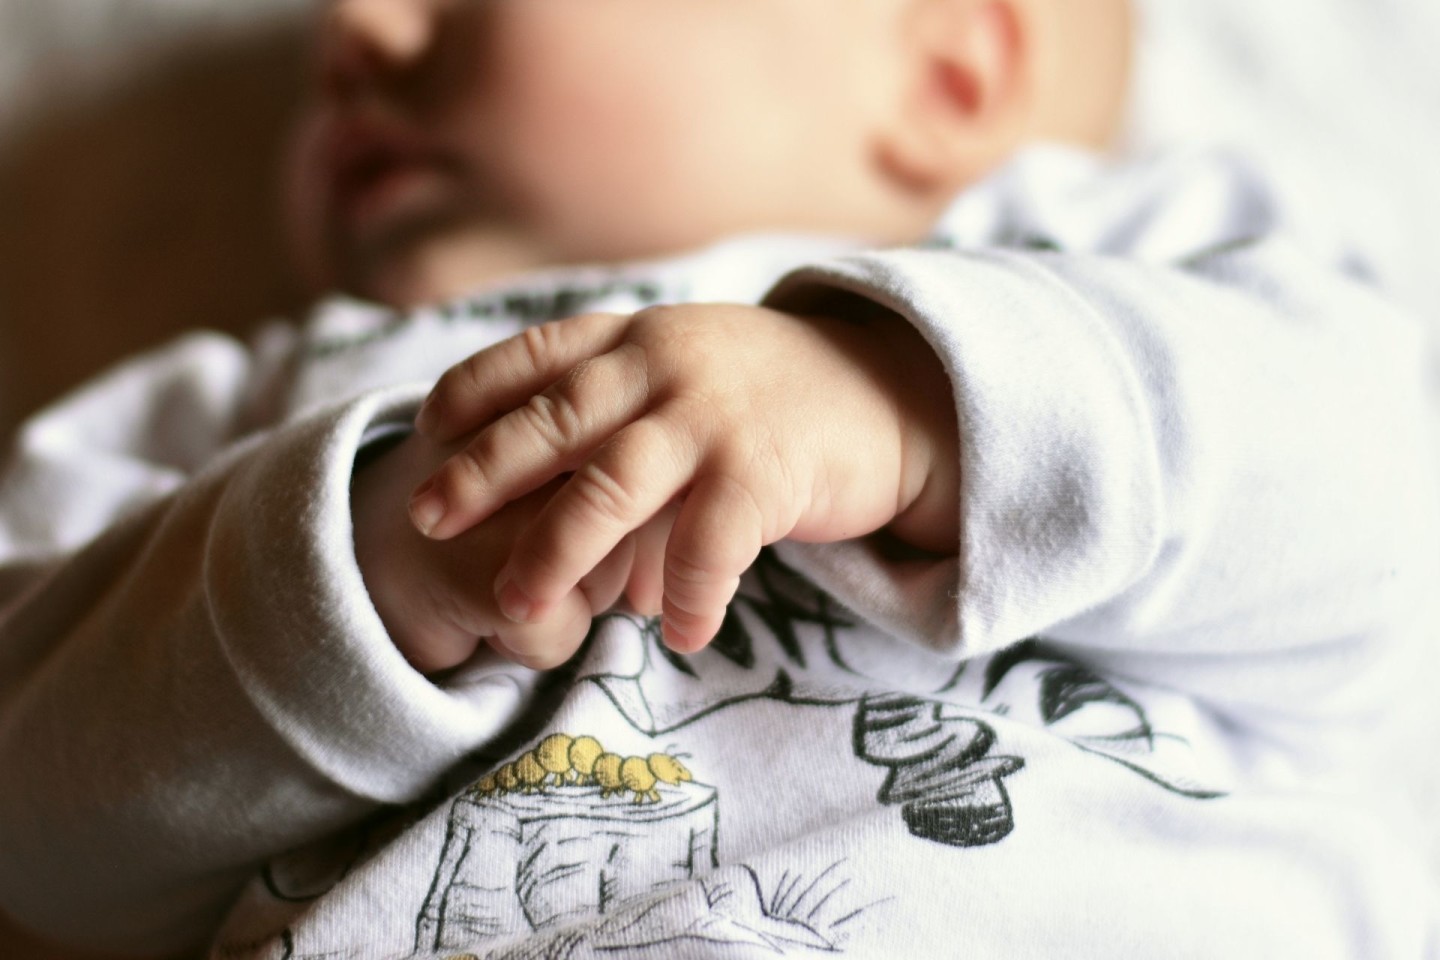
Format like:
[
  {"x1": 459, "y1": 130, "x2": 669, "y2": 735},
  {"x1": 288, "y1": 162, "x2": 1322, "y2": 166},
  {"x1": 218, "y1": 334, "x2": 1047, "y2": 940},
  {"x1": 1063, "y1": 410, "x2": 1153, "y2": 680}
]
[
  {"x1": 408, "y1": 482, "x2": 446, "y2": 537},
  {"x1": 496, "y1": 573, "x2": 535, "y2": 623}
]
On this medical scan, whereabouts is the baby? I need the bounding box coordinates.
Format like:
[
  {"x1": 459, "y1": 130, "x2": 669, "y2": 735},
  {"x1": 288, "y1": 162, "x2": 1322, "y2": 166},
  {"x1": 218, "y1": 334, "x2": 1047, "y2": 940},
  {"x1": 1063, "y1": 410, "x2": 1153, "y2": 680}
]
[
  {"x1": 318, "y1": 0, "x2": 1131, "y2": 671},
  {"x1": 288, "y1": 0, "x2": 1131, "y2": 307},
  {"x1": 4, "y1": 0, "x2": 1439, "y2": 957}
]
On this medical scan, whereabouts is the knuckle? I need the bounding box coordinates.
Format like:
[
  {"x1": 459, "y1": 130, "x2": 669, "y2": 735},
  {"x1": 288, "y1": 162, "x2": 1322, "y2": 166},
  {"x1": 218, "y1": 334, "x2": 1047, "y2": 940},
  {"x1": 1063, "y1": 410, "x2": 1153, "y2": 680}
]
[
  {"x1": 665, "y1": 391, "x2": 724, "y2": 444},
  {"x1": 752, "y1": 426, "x2": 790, "y2": 481},
  {"x1": 665, "y1": 571, "x2": 739, "y2": 622},
  {"x1": 618, "y1": 415, "x2": 681, "y2": 471},
  {"x1": 663, "y1": 603, "x2": 709, "y2": 633},
  {"x1": 631, "y1": 307, "x2": 701, "y2": 368},
  {"x1": 518, "y1": 322, "x2": 556, "y2": 373},
  {"x1": 631, "y1": 304, "x2": 683, "y2": 334},
  {"x1": 444, "y1": 443, "x2": 492, "y2": 495},
  {"x1": 559, "y1": 357, "x2": 608, "y2": 415},
  {"x1": 602, "y1": 341, "x2": 647, "y2": 391},
  {"x1": 519, "y1": 391, "x2": 584, "y2": 450},
  {"x1": 569, "y1": 461, "x2": 639, "y2": 530},
  {"x1": 665, "y1": 546, "x2": 731, "y2": 592},
  {"x1": 664, "y1": 550, "x2": 717, "y2": 593},
  {"x1": 453, "y1": 353, "x2": 489, "y2": 404}
]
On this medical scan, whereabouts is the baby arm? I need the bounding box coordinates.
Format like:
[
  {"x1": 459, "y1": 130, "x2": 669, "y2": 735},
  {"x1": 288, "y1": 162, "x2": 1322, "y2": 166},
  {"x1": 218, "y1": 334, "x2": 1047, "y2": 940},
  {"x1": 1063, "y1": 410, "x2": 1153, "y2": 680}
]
[
  {"x1": 404, "y1": 301, "x2": 960, "y2": 658},
  {"x1": 753, "y1": 149, "x2": 1440, "y2": 757},
  {"x1": 411, "y1": 147, "x2": 1438, "y2": 754},
  {"x1": 0, "y1": 339, "x2": 543, "y2": 954}
]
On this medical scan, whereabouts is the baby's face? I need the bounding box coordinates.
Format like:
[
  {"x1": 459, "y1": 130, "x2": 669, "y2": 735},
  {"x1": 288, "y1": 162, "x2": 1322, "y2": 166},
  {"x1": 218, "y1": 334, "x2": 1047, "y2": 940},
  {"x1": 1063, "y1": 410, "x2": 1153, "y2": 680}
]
[{"x1": 288, "y1": 0, "x2": 903, "y2": 307}]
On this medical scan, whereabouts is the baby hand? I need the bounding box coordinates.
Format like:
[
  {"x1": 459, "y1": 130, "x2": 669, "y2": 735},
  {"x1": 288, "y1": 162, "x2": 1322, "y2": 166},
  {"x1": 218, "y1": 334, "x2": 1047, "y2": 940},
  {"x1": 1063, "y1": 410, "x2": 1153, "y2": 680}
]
[
  {"x1": 408, "y1": 303, "x2": 959, "y2": 652},
  {"x1": 352, "y1": 432, "x2": 656, "y2": 672}
]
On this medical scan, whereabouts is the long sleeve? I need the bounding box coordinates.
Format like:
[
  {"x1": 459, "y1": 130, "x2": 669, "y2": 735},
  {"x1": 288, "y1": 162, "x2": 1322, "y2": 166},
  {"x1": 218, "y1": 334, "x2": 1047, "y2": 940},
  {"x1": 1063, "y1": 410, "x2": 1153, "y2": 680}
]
[
  {"x1": 769, "y1": 147, "x2": 1440, "y2": 771},
  {"x1": 0, "y1": 334, "x2": 539, "y2": 953},
  {"x1": 4, "y1": 145, "x2": 1437, "y2": 954}
]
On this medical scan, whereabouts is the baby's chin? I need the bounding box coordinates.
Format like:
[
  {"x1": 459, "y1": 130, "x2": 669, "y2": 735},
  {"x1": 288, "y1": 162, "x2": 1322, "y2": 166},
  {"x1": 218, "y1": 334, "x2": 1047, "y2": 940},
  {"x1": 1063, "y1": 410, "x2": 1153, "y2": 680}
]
[
  {"x1": 340, "y1": 245, "x2": 460, "y2": 309},
  {"x1": 338, "y1": 223, "x2": 557, "y2": 309}
]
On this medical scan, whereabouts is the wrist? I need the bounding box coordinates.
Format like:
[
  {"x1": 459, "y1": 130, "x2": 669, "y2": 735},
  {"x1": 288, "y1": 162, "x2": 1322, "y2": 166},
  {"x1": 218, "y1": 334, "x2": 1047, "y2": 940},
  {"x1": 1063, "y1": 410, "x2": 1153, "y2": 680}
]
[
  {"x1": 821, "y1": 296, "x2": 960, "y2": 555},
  {"x1": 883, "y1": 324, "x2": 960, "y2": 555}
]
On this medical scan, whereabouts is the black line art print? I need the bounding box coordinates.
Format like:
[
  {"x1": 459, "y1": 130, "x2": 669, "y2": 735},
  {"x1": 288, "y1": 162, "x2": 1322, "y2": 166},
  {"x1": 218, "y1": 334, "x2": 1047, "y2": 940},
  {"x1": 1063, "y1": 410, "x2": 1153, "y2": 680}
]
[
  {"x1": 854, "y1": 694, "x2": 1025, "y2": 847},
  {"x1": 414, "y1": 732, "x2": 721, "y2": 952},
  {"x1": 413, "y1": 731, "x2": 870, "y2": 957},
  {"x1": 975, "y1": 640, "x2": 1226, "y2": 800},
  {"x1": 239, "y1": 553, "x2": 1224, "y2": 959},
  {"x1": 577, "y1": 553, "x2": 1222, "y2": 806},
  {"x1": 580, "y1": 552, "x2": 862, "y2": 739},
  {"x1": 426, "y1": 861, "x2": 871, "y2": 960}
]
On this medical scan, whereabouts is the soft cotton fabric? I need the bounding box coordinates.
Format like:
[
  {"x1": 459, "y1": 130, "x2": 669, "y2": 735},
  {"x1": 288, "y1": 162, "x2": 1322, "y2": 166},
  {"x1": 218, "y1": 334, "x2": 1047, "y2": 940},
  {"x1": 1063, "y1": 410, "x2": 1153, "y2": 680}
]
[{"x1": 1, "y1": 147, "x2": 1436, "y2": 957}]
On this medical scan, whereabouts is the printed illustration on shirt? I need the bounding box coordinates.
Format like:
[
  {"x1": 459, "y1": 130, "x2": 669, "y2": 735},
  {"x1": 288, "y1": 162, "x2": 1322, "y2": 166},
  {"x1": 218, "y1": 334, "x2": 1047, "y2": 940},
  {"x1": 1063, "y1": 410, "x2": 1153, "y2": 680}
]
[
  {"x1": 244, "y1": 552, "x2": 1221, "y2": 960},
  {"x1": 421, "y1": 860, "x2": 866, "y2": 960},
  {"x1": 580, "y1": 551, "x2": 1223, "y2": 833},
  {"x1": 853, "y1": 693, "x2": 1026, "y2": 847},
  {"x1": 413, "y1": 731, "x2": 871, "y2": 956}
]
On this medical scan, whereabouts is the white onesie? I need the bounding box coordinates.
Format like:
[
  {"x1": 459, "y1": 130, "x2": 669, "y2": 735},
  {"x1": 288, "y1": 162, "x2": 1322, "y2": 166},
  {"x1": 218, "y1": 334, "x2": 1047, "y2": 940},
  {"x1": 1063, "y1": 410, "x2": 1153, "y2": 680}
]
[{"x1": 1, "y1": 147, "x2": 1436, "y2": 958}]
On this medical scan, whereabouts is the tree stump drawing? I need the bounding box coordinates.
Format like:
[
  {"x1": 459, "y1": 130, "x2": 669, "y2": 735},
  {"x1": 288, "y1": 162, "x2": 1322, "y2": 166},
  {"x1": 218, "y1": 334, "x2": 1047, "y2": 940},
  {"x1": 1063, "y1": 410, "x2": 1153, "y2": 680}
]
[{"x1": 415, "y1": 780, "x2": 719, "y2": 952}]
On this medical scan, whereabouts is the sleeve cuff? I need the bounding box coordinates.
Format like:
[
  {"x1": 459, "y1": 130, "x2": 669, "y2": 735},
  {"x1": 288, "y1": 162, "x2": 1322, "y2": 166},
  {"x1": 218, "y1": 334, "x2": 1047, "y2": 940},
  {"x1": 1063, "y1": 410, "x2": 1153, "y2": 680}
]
[
  {"x1": 207, "y1": 385, "x2": 542, "y2": 803},
  {"x1": 766, "y1": 248, "x2": 1164, "y2": 656}
]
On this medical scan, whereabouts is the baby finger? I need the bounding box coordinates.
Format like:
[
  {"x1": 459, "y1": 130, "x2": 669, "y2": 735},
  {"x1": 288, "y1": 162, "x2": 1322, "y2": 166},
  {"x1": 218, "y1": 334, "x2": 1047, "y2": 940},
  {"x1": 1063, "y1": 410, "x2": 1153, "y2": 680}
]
[
  {"x1": 490, "y1": 590, "x2": 595, "y2": 671},
  {"x1": 660, "y1": 474, "x2": 765, "y2": 653},
  {"x1": 411, "y1": 345, "x2": 651, "y2": 540},
  {"x1": 494, "y1": 416, "x2": 695, "y2": 624},
  {"x1": 417, "y1": 312, "x2": 629, "y2": 442}
]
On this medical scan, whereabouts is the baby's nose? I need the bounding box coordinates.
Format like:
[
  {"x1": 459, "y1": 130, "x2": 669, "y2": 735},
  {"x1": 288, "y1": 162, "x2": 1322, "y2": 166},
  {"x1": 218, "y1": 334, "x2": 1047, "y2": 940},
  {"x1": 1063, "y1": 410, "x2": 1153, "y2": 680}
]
[{"x1": 319, "y1": 0, "x2": 437, "y2": 98}]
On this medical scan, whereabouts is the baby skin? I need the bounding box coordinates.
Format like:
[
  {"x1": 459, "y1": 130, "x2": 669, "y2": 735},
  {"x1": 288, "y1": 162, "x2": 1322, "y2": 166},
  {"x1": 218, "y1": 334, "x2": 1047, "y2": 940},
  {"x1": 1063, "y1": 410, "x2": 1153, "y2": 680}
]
[
  {"x1": 355, "y1": 300, "x2": 959, "y2": 670},
  {"x1": 324, "y1": 0, "x2": 1133, "y2": 671}
]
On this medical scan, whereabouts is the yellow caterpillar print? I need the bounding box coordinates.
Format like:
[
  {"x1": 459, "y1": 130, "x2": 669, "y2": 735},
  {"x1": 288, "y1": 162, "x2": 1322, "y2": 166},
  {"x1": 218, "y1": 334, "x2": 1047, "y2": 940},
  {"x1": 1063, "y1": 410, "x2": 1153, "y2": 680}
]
[
  {"x1": 472, "y1": 733, "x2": 693, "y2": 804},
  {"x1": 596, "y1": 752, "x2": 694, "y2": 804}
]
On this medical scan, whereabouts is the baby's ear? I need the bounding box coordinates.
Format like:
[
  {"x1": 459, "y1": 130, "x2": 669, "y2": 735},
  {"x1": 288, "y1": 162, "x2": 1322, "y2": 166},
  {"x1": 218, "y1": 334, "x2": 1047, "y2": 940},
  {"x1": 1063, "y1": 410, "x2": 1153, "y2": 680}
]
[{"x1": 877, "y1": 0, "x2": 1033, "y2": 195}]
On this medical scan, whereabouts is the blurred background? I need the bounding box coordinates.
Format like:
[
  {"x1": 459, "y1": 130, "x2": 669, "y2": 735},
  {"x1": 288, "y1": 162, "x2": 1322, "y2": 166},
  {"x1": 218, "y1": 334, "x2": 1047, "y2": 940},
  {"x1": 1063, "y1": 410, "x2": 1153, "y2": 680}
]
[{"x1": 0, "y1": 0, "x2": 315, "y2": 440}]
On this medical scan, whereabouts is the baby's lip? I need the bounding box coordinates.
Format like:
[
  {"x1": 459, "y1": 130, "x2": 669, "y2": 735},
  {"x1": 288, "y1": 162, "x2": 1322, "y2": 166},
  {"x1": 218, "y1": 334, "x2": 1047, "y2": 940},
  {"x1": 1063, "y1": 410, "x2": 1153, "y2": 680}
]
[{"x1": 323, "y1": 113, "x2": 461, "y2": 233}]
